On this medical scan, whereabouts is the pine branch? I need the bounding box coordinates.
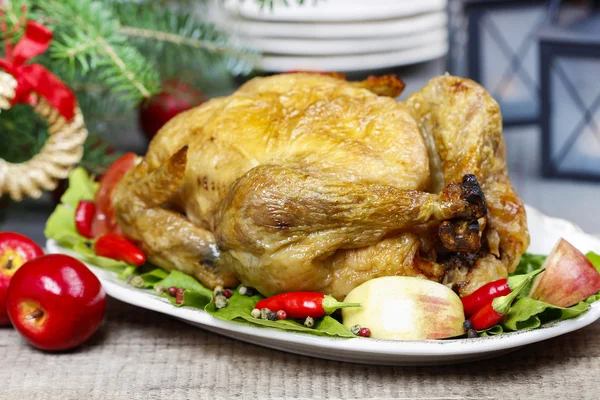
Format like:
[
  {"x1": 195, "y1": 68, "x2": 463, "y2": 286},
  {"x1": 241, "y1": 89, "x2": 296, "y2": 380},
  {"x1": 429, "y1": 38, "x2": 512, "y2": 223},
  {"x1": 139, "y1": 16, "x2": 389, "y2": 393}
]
[
  {"x1": 120, "y1": 26, "x2": 244, "y2": 60},
  {"x1": 0, "y1": 0, "x2": 28, "y2": 48},
  {"x1": 112, "y1": 1, "x2": 259, "y2": 78},
  {"x1": 34, "y1": 0, "x2": 160, "y2": 106},
  {"x1": 0, "y1": 104, "x2": 49, "y2": 163}
]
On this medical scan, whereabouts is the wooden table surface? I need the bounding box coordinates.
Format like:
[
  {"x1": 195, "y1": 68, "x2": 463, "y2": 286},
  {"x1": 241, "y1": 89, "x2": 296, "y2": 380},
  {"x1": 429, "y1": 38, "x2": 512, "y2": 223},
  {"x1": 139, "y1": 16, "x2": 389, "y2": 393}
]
[{"x1": 0, "y1": 296, "x2": 598, "y2": 400}]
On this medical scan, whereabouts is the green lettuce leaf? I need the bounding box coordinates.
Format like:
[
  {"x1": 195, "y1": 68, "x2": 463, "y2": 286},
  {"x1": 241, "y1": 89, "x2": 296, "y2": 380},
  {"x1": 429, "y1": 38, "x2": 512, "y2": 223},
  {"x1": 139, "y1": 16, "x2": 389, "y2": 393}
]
[
  {"x1": 155, "y1": 270, "x2": 214, "y2": 299},
  {"x1": 479, "y1": 325, "x2": 504, "y2": 336},
  {"x1": 44, "y1": 168, "x2": 97, "y2": 247},
  {"x1": 586, "y1": 251, "x2": 600, "y2": 274},
  {"x1": 511, "y1": 253, "x2": 546, "y2": 276},
  {"x1": 139, "y1": 269, "x2": 169, "y2": 287},
  {"x1": 159, "y1": 289, "x2": 213, "y2": 309},
  {"x1": 502, "y1": 297, "x2": 590, "y2": 331},
  {"x1": 204, "y1": 288, "x2": 355, "y2": 338},
  {"x1": 585, "y1": 292, "x2": 600, "y2": 304},
  {"x1": 61, "y1": 167, "x2": 98, "y2": 205},
  {"x1": 45, "y1": 167, "x2": 133, "y2": 274},
  {"x1": 154, "y1": 270, "x2": 213, "y2": 308}
]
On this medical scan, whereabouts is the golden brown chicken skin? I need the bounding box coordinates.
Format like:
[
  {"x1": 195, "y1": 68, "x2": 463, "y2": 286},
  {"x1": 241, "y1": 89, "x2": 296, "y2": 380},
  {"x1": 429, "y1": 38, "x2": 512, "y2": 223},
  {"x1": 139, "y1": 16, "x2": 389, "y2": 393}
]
[{"x1": 113, "y1": 73, "x2": 529, "y2": 299}]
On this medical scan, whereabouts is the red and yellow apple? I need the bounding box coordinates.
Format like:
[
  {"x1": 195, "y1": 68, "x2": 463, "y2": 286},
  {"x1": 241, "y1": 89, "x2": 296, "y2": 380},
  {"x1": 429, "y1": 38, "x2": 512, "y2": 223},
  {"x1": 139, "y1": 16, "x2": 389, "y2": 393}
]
[
  {"x1": 342, "y1": 276, "x2": 465, "y2": 340},
  {"x1": 7, "y1": 254, "x2": 106, "y2": 350},
  {"x1": 530, "y1": 239, "x2": 600, "y2": 307},
  {"x1": 0, "y1": 232, "x2": 44, "y2": 326}
]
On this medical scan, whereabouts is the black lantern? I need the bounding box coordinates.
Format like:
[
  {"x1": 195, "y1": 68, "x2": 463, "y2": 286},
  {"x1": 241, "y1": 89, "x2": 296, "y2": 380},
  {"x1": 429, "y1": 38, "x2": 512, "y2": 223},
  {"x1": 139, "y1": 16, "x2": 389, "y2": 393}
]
[
  {"x1": 465, "y1": 0, "x2": 548, "y2": 125},
  {"x1": 540, "y1": 13, "x2": 600, "y2": 180}
]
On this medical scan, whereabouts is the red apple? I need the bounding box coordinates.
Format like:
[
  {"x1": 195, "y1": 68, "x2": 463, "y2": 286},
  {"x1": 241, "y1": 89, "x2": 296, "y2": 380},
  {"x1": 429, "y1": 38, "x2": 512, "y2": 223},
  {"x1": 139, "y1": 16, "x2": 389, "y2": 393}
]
[
  {"x1": 138, "y1": 79, "x2": 206, "y2": 140},
  {"x1": 0, "y1": 232, "x2": 44, "y2": 326},
  {"x1": 7, "y1": 254, "x2": 106, "y2": 351},
  {"x1": 530, "y1": 239, "x2": 600, "y2": 307}
]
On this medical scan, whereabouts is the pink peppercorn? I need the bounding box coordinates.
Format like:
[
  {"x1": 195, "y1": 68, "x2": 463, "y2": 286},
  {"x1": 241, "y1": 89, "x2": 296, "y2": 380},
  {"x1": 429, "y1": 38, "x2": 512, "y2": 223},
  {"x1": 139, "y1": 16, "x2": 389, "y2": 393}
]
[
  {"x1": 176, "y1": 289, "x2": 185, "y2": 304},
  {"x1": 224, "y1": 289, "x2": 233, "y2": 299},
  {"x1": 359, "y1": 327, "x2": 371, "y2": 337},
  {"x1": 276, "y1": 310, "x2": 287, "y2": 320},
  {"x1": 168, "y1": 286, "x2": 178, "y2": 296}
]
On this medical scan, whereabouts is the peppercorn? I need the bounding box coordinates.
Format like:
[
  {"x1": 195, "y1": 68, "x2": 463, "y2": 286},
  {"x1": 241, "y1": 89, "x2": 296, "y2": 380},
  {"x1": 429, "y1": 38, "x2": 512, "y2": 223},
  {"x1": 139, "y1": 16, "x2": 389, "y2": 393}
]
[
  {"x1": 467, "y1": 329, "x2": 478, "y2": 339},
  {"x1": 463, "y1": 320, "x2": 473, "y2": 331},
  {"x1": 359, "y1": 327, "x2": 371, "y2": 338},
  {"x1": 350, "y1": 324, "x2": 362, "y2": 335},
  {"x1": 276, "y1": 310, "x2": 287, "y2": 320},
  {"x1": 304, "y1": 316, "x2": 315, "y2": 328},
  {"x1": 224, "y1": 289, "x2": 233, "y2": 299},
  {"x1": 239, "y1": 286, "x2": 255, "y2": 296},
  {"x1": 155, "y1": 285, "x2": 165, "y2": 295},
  {"x1": 266, "y1": 311, "x2": 278, "y2": 321},
  {"x1": 214, "y1": 285, "x2": 224, "y2": 294},
  {"x1": 214, "y1": 290, "x2": 225, "y2": 297},
  {"x1": 260, "y1": 308, "x2": 271, "y2": 319},
  {"x1": 167, "y1": 286, "x2": 178, "y2": 296},
  {"x1": 176, "y1": 290, "x2": 184, "y2": 305},
  {"x1": 251, "y1": 308, "x2": 261, "y2": 318},
  {"x1": 127, "y1": 275, "x2": 144, "y2": 288},
  {"x1": 215, "y1": 295, "x2": 228, "y2": 309}
]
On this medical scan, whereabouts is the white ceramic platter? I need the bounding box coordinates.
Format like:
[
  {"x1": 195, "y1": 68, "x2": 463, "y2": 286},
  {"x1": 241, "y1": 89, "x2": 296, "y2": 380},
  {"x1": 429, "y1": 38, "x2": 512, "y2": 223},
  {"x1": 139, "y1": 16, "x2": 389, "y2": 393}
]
[
  {"x1": 46, "y1": 205, "x2": 600, "y2": 366},
  {"x1": 243, "y1": 29, "x2": 447, "y2": 56},
  {"x1": 218, "y1": 11, "x2": 447, "y2": 39},
  {"x1": 223, "y1": 0, "x2": 447, "y2": 22},
  {"x1": 257, "y1": 42, "x2": 448, "y2": 72}
]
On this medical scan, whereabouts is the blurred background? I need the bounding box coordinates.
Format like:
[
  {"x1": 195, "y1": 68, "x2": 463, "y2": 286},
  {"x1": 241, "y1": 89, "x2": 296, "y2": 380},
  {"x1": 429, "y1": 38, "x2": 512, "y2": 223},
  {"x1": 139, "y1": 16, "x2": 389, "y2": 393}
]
[{"x1": 1, "y1": 0, "x2": 600, "y2": 241}]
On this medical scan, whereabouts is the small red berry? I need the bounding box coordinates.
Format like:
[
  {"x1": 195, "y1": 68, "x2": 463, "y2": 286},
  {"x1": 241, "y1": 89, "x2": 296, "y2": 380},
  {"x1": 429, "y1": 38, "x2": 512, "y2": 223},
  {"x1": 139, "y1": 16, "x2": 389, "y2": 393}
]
[
  {"x1": 167, "y1": 286, "x2": 178, "y2": 296},
  {"x1": 224, "y1": 289, "x2": 232, "y2": 299},
  {"x1": 276, "y1": 310, "x2": 287, "y2": 320},
  {"x1": 359, "y1": 327, "x2": 371, "y2": 337},
  {"x1": 176, "y1": 290, "x2": 184, "y2": 305}
]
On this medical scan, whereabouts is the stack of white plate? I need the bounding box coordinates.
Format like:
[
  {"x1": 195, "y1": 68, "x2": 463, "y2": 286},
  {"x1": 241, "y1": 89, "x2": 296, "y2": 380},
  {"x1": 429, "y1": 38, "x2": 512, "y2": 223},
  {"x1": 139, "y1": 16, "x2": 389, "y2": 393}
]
[{"x1": 213, "y1": 0, "x2": 449, "y2": 72}]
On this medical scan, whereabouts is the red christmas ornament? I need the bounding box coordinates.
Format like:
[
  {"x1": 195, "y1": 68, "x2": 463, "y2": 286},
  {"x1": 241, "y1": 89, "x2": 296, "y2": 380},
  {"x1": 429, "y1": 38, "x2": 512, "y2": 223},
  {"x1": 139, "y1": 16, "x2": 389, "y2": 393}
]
[{"x1": 139, "y1": 79, "x2": 206, "y2": 140}]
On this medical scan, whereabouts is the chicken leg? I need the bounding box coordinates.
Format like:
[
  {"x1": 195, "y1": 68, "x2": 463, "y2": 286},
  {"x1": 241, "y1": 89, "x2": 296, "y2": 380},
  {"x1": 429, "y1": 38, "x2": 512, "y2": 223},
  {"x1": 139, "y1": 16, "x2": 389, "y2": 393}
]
[
  {"x1": 214, "y1": 164, "x2": 486, "y2": 296},
  {"x1": 404, "y1": 75, "x2": 530, "y2": 294},
  {"x1": 113, "y1": 147, "x2": 238, "y2": 288}
]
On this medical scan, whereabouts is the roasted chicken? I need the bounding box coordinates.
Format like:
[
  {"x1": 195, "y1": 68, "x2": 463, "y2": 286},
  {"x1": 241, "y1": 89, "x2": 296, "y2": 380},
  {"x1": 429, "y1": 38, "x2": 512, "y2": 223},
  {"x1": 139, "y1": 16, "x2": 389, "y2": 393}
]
[{"x1": 113, "y1": 73, "x2": 529, "y2": 299}]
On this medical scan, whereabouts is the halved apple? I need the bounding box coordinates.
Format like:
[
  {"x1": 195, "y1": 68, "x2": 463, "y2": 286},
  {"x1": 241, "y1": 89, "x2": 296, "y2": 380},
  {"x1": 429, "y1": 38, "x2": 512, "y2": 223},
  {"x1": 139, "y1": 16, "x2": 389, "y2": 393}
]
[
  {"x1": 529, "y1": 239, "x2": 600, "y2": 307},
  {"x1": 342, "y1": 276, "x2": 465, "y2": 340}
]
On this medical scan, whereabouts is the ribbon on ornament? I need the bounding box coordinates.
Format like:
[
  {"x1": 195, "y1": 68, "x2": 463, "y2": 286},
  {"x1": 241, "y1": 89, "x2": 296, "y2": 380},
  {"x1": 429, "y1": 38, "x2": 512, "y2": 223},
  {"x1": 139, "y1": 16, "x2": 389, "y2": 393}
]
[{"x1": 0, "y1": 20, "x2": 76, "y2": 121}]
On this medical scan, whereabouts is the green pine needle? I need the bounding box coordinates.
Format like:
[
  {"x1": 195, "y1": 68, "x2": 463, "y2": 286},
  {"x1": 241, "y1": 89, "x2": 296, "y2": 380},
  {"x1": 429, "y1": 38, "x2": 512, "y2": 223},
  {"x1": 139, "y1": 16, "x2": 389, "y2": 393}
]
[
  {"x1": 36, "y1": 0, "x2": 160, "y2": 106},
  {"x1": 113, "y1": 1, "x2": 259, "y2": 78},
  {"x1": 0, "y1": 105, "x2": 49, "y2": 163}
]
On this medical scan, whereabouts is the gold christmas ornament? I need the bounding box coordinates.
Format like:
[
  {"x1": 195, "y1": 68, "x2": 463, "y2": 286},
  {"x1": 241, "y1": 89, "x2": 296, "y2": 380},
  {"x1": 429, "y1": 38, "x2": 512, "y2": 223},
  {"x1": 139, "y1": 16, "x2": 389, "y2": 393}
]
[{"x1": 0, "y1": 71, "x2": 88, "y2": 201}]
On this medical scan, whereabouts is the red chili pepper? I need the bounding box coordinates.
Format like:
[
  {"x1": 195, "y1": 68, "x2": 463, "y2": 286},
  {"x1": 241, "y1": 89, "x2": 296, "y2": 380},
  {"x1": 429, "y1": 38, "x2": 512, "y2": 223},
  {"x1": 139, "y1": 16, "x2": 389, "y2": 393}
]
[
  {"x1": 466, "y1": 269, "x2": 545, "y2": 331},
  {"x1": 255, "y1": 292, "x2": 361, "y2": 319},
  {"x1": 461, "y1": 278, "x2": 511, "y2": 317},
  {"x1": 94, "y1": 234, "x2": 146, "y2": 266},
  {"x1": 75, "y1": 200, "x2": 96, "y2": 239},
  {"x1": 468, "y1": 301, "x2": 505, "y2": 330}
]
